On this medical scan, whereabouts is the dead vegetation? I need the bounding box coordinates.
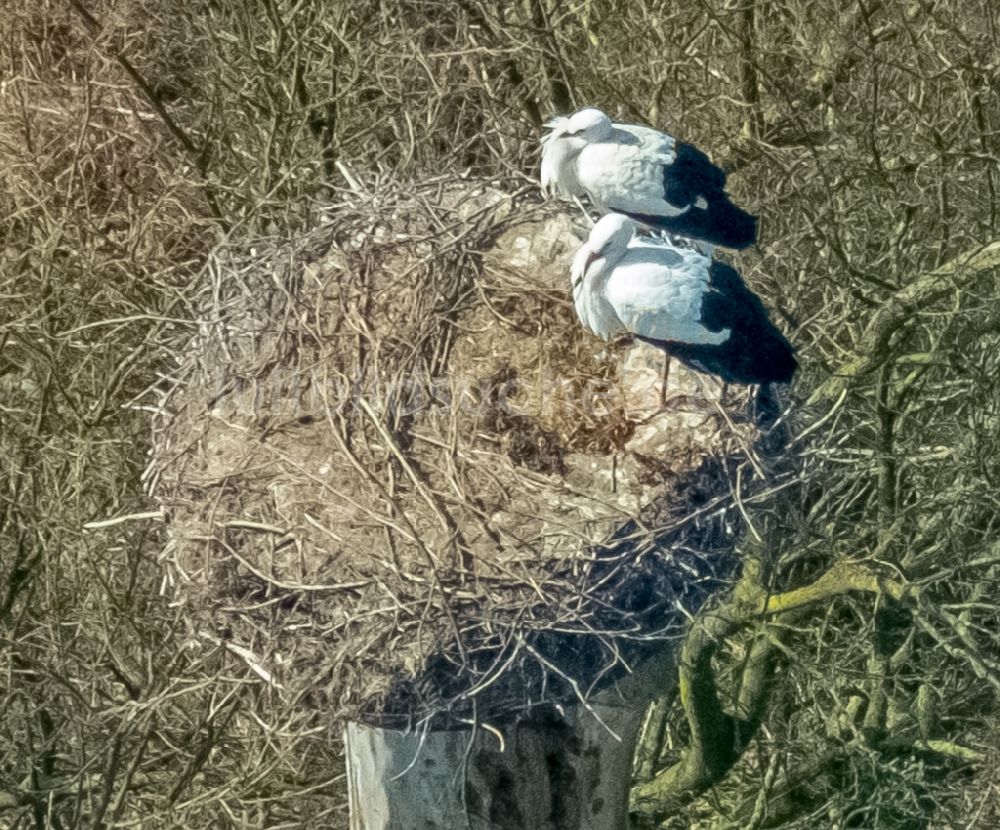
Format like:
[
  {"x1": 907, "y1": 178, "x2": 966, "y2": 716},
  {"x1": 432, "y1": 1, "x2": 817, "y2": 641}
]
[{"x1": 2, "y1": 0, "x2": 1000, "y2": 827}]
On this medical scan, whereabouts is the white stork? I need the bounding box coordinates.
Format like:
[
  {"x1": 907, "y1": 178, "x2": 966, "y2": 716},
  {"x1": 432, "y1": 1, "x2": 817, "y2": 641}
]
[
  {"x1": 542, "y1": 107, "x2": 758, "y2": 250},
  {"x1": 571, "y1": 215, "x2": 795, "y2": 410}
]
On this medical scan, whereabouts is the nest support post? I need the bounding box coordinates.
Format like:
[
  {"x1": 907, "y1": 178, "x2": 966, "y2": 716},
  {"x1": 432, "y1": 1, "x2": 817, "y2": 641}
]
[{"x1": 344, "y1": 649, "x2": 678, "y2": 830}]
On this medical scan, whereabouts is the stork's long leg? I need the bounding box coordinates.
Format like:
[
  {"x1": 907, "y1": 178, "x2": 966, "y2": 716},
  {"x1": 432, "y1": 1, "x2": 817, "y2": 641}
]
[
  {"x1": 641, "y1": 356, "x2": 705, "y2": 423},
  {"x1": 573, "y1": 196, "x2": 595, "y2": 227},
  {"x1": 658, "y1": 356, "x2": 672, "y2": 408}
]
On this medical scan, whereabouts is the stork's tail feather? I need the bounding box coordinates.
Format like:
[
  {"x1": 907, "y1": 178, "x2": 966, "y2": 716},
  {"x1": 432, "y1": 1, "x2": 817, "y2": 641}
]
[{"x1": 757, "y1": 335, "x2": 797, "y2": 385}]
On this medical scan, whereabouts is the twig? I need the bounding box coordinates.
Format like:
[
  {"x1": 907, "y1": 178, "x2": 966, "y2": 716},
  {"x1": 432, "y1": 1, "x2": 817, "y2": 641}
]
[{"x1": 84, "y1": 511, "x2": 165, "y2": 530}]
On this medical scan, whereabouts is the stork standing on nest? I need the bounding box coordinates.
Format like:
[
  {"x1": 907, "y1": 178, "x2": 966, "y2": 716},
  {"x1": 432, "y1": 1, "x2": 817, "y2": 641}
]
[
  {"x1": 541, "y1": 107, "x2": 758, "y2": 250},
  {"x1": 571, "y1": 215, "x2": 795, "y2": 413}
]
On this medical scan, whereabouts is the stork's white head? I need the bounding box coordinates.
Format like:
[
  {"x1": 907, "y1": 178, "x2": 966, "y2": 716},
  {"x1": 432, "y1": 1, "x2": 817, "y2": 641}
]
[
  {"x1": 588, "y1": 213, "x2": 636, "y2": 253},
  {"x1": 540, "y1": 108, "x2": 613, "y2": 197},
  {"x1": 564, "y1": 108, "x2": 614, "y2": 142},
  {"x1": 571, "y1": 214, "x2": 635, "y2": 289}
]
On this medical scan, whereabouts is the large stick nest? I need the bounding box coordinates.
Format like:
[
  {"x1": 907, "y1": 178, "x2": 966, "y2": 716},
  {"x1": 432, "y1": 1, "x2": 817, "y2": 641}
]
[{"x1": 147, "y1": 175, "x2": 770, "y2": 726}]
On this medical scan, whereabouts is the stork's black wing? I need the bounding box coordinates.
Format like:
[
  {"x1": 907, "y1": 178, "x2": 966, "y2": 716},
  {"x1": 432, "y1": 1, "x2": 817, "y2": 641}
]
[
  {"x1": 617, "y1": 143, "x2": 757, "y2": 248},
  {"x1": 662, "y1": 142, "x2": 727, "y2": 206}
]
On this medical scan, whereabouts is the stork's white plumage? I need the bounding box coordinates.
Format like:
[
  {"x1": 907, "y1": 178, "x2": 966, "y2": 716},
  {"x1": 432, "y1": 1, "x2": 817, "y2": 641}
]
[
  {"x1": 571, "y1": 215, "x2": 795, "y2": 399},
  {"x1": 542, "y1": 108, "x2": 758, "y2": 249}
]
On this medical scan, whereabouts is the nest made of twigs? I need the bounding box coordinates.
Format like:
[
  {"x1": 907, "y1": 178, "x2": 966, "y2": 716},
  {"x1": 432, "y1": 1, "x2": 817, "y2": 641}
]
[{"x1": 146, "y1": 174, "x2": 768, "y2": 726}]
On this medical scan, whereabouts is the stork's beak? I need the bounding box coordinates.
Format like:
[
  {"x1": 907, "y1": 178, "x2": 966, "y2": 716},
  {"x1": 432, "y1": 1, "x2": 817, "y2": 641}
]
[{"x1": 572, "y1": 249, "x2": 600, "y2": 289}]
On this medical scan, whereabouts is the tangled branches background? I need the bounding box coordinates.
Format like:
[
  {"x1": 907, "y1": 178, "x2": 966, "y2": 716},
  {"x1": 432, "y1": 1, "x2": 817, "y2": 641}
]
[{"x1": 2, "y1": 0, "x2": 999, "y2": 827}]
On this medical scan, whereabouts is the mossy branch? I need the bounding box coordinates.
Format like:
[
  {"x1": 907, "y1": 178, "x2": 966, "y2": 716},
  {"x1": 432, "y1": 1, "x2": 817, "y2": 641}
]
[
  {"x1": 630, "y1": 558, "x2": 910, "y2": 823},
  {"x1": 808, "y1": 239, "x2": 1000, "y2": 405}
]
